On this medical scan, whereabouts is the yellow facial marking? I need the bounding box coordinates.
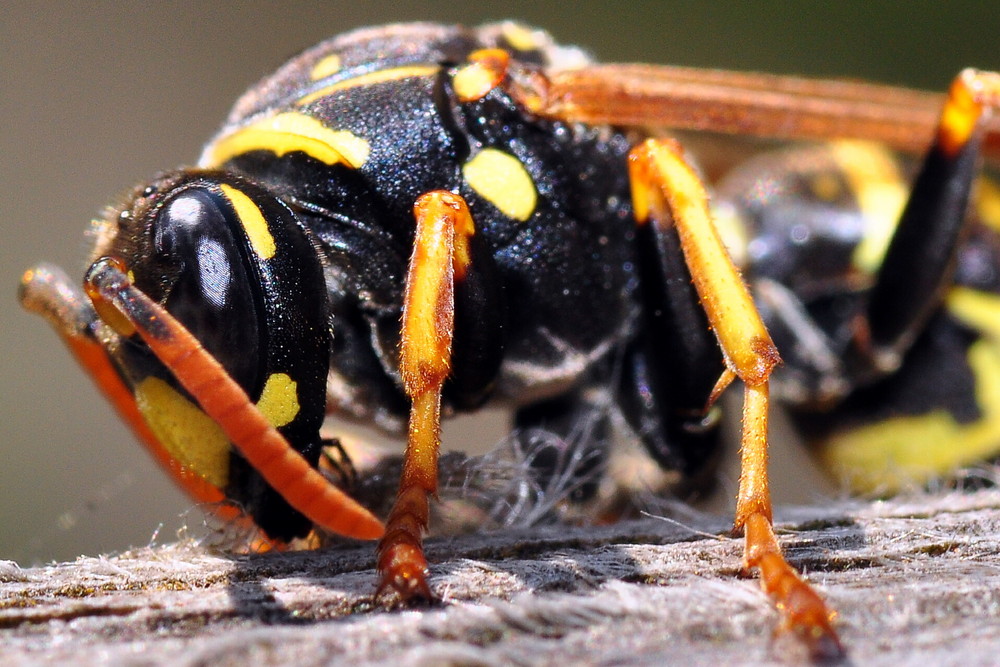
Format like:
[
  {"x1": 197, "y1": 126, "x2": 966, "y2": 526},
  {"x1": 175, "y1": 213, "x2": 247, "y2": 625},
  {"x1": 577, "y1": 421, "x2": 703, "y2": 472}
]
[
  {"x1": 828, "y1": 141, "x2": 907, "y2": 275},
  {"x1": 255, "y1": 372, "x2": 300, "y2": 428},
  {"x1": 134, "y1": 377, "x2": 230, "y2": 488},
  {"x1": 820, "y1": 287, "x2": 1000, "y2": 494},
  {"x1": 220, "y1": 183, "x2": 275, "y2": 260},
  {"x1": 204, "y1": 112, "x2": 371, "y2": 170},
  {"x1": 310, "y1": 53, "x2": 342, "y2": 80},
  {"x1": 462, "y1": 148, "x2": 537, "y2": 222},
  {"x1": 295, "y1": 65, "x2": 439, "y2": 106}
]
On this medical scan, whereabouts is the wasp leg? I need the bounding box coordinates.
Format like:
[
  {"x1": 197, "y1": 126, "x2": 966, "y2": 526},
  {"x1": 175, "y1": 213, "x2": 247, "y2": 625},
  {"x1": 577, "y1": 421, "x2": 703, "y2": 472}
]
[
  {"x1": 866, "y1": 69, "x2": 1000, "y2": 370},
  {"x1": 376, "y1": 191, "x2": 481, "y2": 600},
  {"x1": 318, "y1": 437, "x2": 358, "y2": 489},
  {"x1": 618, "y1": 167, "x2": 726, "y2": 488},
  {"x1": 629, "y1": 139, "x2": 842, "y2": 659},
  {"x1": 443, "y1": 196, "x2": 506, "y2": 411},
  {"x1": 19, "y1": 263, "x2": 239, "y2": 515}
]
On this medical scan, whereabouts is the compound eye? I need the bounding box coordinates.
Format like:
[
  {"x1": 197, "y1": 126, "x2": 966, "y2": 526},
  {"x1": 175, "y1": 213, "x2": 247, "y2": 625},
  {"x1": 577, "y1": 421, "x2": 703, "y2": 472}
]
[
  {"x1": 157, "y1": 189, "x2": 235, "y2": 308},
  {"x1": 152, "y1": 187, "x2": 261, "y2": 391}
]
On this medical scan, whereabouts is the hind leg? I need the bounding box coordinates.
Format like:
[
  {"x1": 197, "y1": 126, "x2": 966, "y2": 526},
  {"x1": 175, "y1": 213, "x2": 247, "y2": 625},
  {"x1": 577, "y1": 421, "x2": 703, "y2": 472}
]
[{"x1": 629, "y1": 138, "x2": 841, "y2": 658}]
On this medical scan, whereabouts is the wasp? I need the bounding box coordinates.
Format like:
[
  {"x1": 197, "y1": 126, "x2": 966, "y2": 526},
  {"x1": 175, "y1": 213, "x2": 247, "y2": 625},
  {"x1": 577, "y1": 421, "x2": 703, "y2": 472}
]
[{"x1": 18, "y1": 22, "x2": 1000, "y2": 659}]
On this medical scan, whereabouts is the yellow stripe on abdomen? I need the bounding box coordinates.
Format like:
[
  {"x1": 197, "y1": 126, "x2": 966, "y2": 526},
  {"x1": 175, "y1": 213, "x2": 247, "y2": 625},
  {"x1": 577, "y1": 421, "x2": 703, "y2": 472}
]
[{"x1": 820, "y1": 288, "x2": 1000, "y2": 493}]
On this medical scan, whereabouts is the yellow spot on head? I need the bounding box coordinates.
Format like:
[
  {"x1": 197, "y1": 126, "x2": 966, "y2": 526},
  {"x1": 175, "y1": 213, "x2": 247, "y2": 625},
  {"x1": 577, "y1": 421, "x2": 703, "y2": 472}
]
[
  {"x1": 463, "y1": 148, "x2": 537, "y2": 221},
  {"x1": 310, "y1": 53, "x2": 342, "y2": 80},
  {"x1": 256, "y1": 372, "x2": 300, "y2": 428},
  {"x1": 135, "y1": 377, "x2": 230, "y2": 488},
  {"x1": 220, "y1": 183, "x2": 275, "y2": 260},
  {"x1": 203, "y1": 112, "x2": 370, "y2": 170}
]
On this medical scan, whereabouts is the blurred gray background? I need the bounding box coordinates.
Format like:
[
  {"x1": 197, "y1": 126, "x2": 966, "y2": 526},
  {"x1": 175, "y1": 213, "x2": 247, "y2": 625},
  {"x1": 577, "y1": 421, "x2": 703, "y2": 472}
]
[{"x1": 3, "y1": 2, "x2": 999, "y2": 564}]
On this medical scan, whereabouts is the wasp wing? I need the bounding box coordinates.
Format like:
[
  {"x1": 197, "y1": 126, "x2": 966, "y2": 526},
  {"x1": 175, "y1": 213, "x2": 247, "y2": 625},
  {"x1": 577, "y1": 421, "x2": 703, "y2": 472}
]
[{"x1": 538, "y1": 64, "x2": 1000, "y2": 162}]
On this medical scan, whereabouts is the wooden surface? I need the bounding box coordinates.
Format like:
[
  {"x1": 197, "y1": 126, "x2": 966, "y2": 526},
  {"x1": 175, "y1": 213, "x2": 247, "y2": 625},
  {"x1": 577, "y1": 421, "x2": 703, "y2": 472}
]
[{"x1": 4, "y1": 489, "x2": 1000, "y2": 665}]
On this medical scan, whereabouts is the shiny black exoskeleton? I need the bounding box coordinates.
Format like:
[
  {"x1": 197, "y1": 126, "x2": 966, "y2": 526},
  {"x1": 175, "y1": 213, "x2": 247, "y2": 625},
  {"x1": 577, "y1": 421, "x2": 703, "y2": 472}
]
[
  {"x1": 63, "y1": 22, "x2": 1000, "y2": 542},
  {"x1": 93, "y1": 23, "x2": 724, "y2": 541}
]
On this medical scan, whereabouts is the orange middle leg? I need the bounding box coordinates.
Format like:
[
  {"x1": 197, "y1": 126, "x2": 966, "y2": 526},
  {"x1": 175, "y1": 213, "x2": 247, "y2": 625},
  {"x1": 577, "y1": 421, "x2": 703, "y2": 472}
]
[{"x1": 376, "y1": 190, "x2": 476, "y2": 599}]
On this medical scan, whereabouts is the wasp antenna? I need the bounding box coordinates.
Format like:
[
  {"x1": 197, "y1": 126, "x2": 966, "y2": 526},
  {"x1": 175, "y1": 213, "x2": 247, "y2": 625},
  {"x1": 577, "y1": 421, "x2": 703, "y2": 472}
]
[
  {"x1": 84, "y1": 257, "x2": 385, "y2": 541},
  {"x1": 21, "y1": 263, "x2": 237, "y2": 514}
]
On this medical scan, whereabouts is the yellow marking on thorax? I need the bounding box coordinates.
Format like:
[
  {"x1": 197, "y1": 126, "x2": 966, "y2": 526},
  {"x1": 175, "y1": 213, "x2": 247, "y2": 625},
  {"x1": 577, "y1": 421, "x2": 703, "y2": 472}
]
[
  {"x1": 310, "y1": 53, "x2": 342, "y2": 80},
  {"x1": 204, "y1": 112, "x2": 370, "y2": 170},
  {"x1": 453, "y1": 61, "x2": 499, "y2": 102},
  {"x1": 453, "y1": 49, "x2": 509, "y2": 103},
  {"x1": 134, "y1": 377, "x2": 230, "y2": 488},
  {"x1": 462, "y1": 148, "x2": 537, "y2": 222},
  {"x1": 295, "y1": 65, "x2": 439, "y2": 106},
  {"x1": 828, "y1": 141, "x2": 908, "y2": 275},
  {"x1": 500, "y1": 22, "x2": 543, "y2": 51},
  {"x1": 255, "y1": 372, "x2": 300, "y2": 428},
  {"x1": 220, "y1": 183, "x2": 275, "y2": 260},
  {"x1": 819, "y1": 287, "x2": 1000, "y2": 493}
]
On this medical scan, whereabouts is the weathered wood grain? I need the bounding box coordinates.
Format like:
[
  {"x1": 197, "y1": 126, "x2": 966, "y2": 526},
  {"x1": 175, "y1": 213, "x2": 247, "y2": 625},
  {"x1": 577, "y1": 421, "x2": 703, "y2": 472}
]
[{"x1": 4, "y1": 490, "x2": 1000, "y2": 666}]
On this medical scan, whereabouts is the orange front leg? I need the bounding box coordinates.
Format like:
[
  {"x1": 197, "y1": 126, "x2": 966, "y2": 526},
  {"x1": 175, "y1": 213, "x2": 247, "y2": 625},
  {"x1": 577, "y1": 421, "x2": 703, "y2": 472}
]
[
  {"x1": 629, "y1": 139, "x2": 842, "y2": 659},
  {"x1": 376, "y1": 191, "x2": 476, "y2": 600}
]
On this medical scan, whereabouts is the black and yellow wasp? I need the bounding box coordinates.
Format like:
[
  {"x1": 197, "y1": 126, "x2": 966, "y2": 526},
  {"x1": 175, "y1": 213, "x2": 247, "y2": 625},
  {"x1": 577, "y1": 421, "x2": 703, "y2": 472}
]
[{"x1": 19, "y1": 22, "x2": 1000, "y2": 658}]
